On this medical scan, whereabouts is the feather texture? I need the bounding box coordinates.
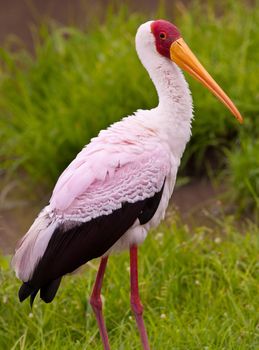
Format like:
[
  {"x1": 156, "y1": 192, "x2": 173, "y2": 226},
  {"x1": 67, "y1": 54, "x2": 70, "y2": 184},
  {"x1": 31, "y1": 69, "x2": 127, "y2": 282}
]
[
  {"x1": 12, "y1": 20, "x2": 194, "y2": 305},
  {"x1": 50, "y1": 117, "x2": 170, "y2": 214},
  {"x1": 52, "y1": 149, "x2": 169, "y2": 222},
  {"x1": 17, "y1": 184, "x2": 165, "y2": 304}
]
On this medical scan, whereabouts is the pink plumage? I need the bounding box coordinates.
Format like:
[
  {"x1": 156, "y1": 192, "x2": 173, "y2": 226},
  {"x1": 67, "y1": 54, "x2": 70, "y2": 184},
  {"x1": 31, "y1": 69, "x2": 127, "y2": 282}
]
[
  {"x1": 12, "y1": 18, "x2": 242, "y2": 350},
  {"x1": 50, "y1": 118, "x2": 170, "y2": 215}
]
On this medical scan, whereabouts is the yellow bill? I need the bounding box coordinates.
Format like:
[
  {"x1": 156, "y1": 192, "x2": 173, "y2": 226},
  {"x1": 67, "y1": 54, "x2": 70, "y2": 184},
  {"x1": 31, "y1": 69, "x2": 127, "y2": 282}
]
[{"x1": 170, "y1": 38, "x2": 243, "y2": 123}]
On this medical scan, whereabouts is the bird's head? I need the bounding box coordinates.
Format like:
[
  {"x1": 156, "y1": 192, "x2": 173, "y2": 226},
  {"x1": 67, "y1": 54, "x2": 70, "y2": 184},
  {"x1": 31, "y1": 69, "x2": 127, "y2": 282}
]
[{"x1": 136, "y1": 20, "x2": 243, "y2": 124}]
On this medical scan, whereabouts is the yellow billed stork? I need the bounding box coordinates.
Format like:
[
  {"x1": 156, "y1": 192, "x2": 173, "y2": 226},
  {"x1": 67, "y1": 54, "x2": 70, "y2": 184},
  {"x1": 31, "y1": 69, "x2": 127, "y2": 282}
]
[{"x1": 12, "y1": 20, "x2": 243, "y2": 350}]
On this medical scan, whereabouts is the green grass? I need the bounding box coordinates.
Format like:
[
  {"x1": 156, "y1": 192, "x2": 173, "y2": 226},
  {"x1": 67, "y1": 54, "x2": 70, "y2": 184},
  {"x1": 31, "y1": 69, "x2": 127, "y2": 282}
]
[
  {"x1": 226, "y1": 138, "x2": 259, "y2": 214},
  {"x1": 1, "y1": 216, "x2": 258, "y2": 349},
  {"x1": 0, "y1": 0, "x2": 258, "y2": 209}
]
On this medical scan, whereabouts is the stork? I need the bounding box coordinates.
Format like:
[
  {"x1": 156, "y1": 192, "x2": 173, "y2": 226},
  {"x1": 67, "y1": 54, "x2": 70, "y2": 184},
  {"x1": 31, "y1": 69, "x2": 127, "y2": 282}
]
[{"x1": 12, "y1": 20, "x2": 243, "y2": 350}]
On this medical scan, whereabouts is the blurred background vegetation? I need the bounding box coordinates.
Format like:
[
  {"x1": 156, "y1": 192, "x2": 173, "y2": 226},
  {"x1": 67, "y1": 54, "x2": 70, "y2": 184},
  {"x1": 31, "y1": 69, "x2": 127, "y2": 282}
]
[
  {"x1": 0, "y1": 0, "x2": 258, "y2": 214},
  {"x1": 0, "y1": 2, "x2": 258, "y2": 349}
]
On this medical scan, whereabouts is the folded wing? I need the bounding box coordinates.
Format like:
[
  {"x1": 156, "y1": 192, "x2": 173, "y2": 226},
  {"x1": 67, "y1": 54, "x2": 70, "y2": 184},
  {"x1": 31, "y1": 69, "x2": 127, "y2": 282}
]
[{"x1": 13, "y1": 141, "x2": 171, "y2": 303}]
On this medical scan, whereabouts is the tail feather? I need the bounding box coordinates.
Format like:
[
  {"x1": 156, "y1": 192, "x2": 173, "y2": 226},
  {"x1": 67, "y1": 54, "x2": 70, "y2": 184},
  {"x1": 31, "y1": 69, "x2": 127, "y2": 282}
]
[
  {"x1": 13, "y1": 205, "x2": 65, "y2": 305},
  {"x1": 30, "y1": 289, "x2": 39, "y2": 307},
  {"x1": 18, "y1": 278, "x2": 62, "y2": 306},
  {"x1": 40, "y1": 278, "x2": 62, "y2": 303},
  {"x1": 12, "y1": 205, "x2": 58, "y2": 282},
  {"x1": 18, "y1": 282, "x2": 38, "y2": 303}
]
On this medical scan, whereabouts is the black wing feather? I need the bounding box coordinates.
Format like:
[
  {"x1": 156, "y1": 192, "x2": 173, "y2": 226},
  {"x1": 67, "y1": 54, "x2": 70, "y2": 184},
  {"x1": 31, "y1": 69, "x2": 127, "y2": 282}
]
[{"x1": 19, "y1": 180, "x2": 165, "y2": 304}]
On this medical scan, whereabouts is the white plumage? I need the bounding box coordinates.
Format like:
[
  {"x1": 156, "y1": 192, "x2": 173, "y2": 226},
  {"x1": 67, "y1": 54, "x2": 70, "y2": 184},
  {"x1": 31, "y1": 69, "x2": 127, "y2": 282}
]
[
  {"x1": 13, "y1": 23, "x2": 193, "y2": 282},
  {"x1": 11, "y1": 19, "x2": 242, "y2": 350}
]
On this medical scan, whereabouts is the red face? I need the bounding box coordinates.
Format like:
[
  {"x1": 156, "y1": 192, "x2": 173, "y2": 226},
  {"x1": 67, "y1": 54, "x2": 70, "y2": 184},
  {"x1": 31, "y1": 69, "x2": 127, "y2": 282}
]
[
  {"x1": 151, "y1": 20, "x2": 181, "y2": 59},
  {"x1": 150, "y1": 19, "x2": 243, "y2": 124}
]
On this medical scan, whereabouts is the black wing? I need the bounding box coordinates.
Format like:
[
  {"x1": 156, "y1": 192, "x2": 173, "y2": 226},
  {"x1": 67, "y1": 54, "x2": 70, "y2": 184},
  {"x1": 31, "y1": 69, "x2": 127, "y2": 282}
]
[{"x1": 19, "y1": 180, "x2": 165, "y2": 304}]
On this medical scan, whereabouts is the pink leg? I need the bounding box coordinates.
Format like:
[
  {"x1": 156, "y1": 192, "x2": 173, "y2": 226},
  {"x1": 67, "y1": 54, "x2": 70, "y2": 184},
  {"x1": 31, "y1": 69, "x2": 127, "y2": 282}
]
[
  {"x1": 130, "y1": 245, "x2": 150, "y2": 350},
  {"x1": 90, "y1": 256, "x2": 110, "y2": 350}
]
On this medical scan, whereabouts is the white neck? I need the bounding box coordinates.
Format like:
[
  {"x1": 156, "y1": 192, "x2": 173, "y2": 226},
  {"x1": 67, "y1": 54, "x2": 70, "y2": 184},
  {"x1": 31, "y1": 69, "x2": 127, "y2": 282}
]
[
  {"x1": 151, "y1": 59, "x2": 192, "y2": 113},
  {"x1": 136, "y1": 35, "x2": 193, "y2": 159}
]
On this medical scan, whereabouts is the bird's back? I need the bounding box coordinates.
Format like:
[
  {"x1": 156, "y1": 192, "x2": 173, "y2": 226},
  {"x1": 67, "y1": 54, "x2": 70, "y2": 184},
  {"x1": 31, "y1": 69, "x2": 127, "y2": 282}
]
[{"x1": 12, "y1": 113, "x2": 172, "y2": 304}]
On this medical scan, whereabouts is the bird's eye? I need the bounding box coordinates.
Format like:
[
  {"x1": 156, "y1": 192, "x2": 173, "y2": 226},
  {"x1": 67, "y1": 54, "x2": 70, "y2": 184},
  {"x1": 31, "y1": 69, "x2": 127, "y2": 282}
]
[{"x1": 159, "y1": 32, "x2": 166, "y2": 40}]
